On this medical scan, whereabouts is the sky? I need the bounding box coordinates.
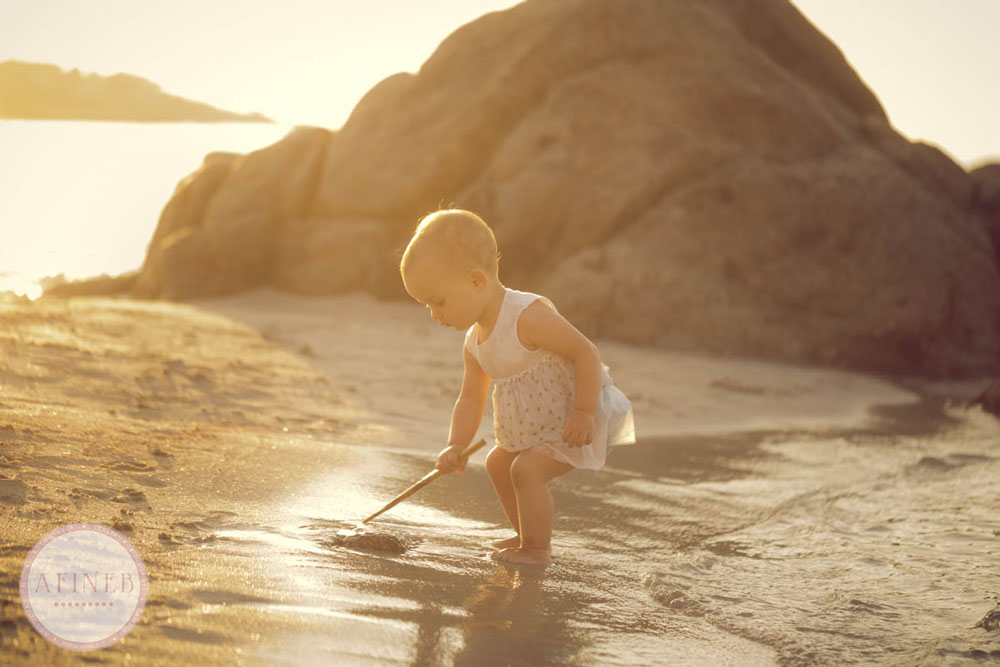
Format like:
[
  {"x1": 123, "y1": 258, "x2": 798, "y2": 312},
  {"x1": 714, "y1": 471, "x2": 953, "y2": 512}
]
[
  {"x1": 1, "y1": 0, "x2": 998, "y2": 167},
  {"x1": 0, "y1": 0, "x2": 521, "y2": 128},
  {"x1": 790, "y1": 0, "x2": 1000, "y2": 167}
]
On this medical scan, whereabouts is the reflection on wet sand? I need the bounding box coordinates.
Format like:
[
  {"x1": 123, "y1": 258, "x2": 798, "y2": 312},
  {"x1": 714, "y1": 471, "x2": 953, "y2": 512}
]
[
  {"x1": 415, "y1": 566, "x2": 550, "y2": 666},
  {"x1": 462, "y1": 564, "x2": 658, "y2": 667},
  {"x1": 225, "y1": 438, "x2": 777, "y2": 666},
  {"x1": 289, "y1": 520, "x2": 587, "y2": 665}
]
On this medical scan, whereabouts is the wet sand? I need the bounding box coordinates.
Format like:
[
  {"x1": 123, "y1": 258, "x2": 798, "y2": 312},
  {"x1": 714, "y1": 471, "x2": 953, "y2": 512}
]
[{"x1": 1, "y1": 289, "x2": 994, "y2": 665}]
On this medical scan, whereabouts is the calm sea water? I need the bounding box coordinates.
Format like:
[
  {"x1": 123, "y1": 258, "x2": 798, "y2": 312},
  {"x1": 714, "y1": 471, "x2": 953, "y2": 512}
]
[{"x1": 0, "y1": 119, "x2": 295, "y2": 298}]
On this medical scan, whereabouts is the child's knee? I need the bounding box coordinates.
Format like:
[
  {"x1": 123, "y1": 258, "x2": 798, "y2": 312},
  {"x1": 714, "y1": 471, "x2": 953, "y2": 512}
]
[
  {"x1": 510, "y1": 450, "x2": 572, "y2": 487},
  {"x1": 485, "y1": 445, "x2": 515, "y2": 476},
  {"x1": 510, "y1": 454, "x2": 544, "y2": 488}
]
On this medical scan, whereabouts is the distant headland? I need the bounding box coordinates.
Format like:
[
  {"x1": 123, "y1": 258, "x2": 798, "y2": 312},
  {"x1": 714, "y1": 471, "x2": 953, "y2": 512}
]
[{"x1": 0, "y1": 60, "x2": 272, "y2": 123}]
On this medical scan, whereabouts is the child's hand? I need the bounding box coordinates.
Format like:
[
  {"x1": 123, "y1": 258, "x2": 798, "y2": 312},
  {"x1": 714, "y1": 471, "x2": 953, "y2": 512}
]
[
  {"x1": 435, "y1": 445, "x2": 467, "y2": 475},
  {"x1": 562, "y1": 409, "x2": 595, "y2": 448}
]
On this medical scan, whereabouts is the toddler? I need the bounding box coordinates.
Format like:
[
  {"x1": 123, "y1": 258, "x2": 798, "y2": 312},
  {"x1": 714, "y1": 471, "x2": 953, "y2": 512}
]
[{"x1": 400, "y1": 209, "x2": 636, "y2": 565}]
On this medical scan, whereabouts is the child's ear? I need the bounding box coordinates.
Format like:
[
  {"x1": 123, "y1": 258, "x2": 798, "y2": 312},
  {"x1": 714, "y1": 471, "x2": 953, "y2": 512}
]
[{"x1": 470, "y1": 269, "x2": 486, "y2": 289}]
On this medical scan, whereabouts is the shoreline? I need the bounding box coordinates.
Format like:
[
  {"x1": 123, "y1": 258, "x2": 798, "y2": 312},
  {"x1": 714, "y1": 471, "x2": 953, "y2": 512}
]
[
  {"x1": 1, "y1": 291, "x2": 992, "y2": 664},
  {"x1": 191, "y1": 288, "x2": 985, "y2": 446}
]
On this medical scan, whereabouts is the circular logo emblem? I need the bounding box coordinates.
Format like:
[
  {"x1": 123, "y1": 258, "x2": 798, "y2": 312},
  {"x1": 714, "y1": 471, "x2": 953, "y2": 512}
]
[{"x1": 19, "y1": 523, "x2": 148, "y2": 650}]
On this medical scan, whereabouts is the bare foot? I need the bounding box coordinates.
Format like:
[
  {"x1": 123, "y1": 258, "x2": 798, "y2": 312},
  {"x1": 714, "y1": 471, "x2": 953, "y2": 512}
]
[
  {"x1": 490, "y1": 535, "x2": 521, "y2": 550},
  {"x1": 489, "y1": 547, "x2": 551, "y2": 565}
]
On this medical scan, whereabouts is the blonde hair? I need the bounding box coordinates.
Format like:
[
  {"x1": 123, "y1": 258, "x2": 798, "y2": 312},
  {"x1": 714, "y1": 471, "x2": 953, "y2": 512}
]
[{"x1": 400, "y1": 209, "x2": 501, "y2": 279}]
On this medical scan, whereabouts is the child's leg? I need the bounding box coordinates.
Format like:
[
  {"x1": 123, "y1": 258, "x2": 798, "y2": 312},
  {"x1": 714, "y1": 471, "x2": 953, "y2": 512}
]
[
  {"x1": 485, "y1": 445, "x2": 520, "y2": 538},
  {"x1": 508, "y1": 449, "x2": 573, "y2": 553}
]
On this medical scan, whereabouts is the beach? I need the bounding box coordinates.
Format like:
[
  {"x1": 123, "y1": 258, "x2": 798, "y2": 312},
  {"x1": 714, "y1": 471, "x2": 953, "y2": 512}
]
[
  {"x1": 2, "y1": 290, "x2": 998, "y2": 665},
  {"x1": 4, "y1": 0, "x2": 1000, "y2": 663}
]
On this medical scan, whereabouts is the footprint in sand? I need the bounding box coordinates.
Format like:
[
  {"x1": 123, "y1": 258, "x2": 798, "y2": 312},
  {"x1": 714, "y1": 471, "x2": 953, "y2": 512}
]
[
  {"x1": 69, "y1": 486, "x2": 151, "y2": 512},
  {"x1": 162, "y1": 358, "x2": 215, "y2": 389},
  {"x1": 0, "y1": 476, "x2": 30, "y2": 506},
  {"x1": 112, "y1": 517, "x2": 135, "y2": 535},
  {"x1": 112, "y1": 507, "x2": 137, "y2": 535},
  {"x1": 158, "y1": 532, "x2": 183, "y2": 547},
  {"x1": 68, "y1": 486, "x2": 117, "y2": 501},
  {"x1": 169, "y1": 519, "x2": 219, "y2": 545},
  {"x1": 102, "y1": 460, "x2": 155, "y2": 472},
  {"x1": 102, "y1": 458, "x2": 170, "y2": 488},
  {"x1": 0, "y1": 618, "x2": 19, "y2": 642},
  {"x1": 157, "y1": 531, "x2": 217, "y2": 548},
  {"x1": 157, "y1": 510, "x2": 242, "y2": 548},
  {"x1": 111, "y1": 487, "x2": 151, "y2": 512}
]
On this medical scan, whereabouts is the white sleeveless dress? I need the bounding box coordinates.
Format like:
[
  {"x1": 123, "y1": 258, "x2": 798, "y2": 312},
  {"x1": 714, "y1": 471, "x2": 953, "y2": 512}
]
[{"x1": 465, "y1": 287, "x2": 637, "y2": 470}]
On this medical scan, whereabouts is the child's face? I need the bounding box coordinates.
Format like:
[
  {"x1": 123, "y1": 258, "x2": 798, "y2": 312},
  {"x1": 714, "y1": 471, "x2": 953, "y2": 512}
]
[{"x1": 402, "y1": 255, "x2": 482, "y2": 330}]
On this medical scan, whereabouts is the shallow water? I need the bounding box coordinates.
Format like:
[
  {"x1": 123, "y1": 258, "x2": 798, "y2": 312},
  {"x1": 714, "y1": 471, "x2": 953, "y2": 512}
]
[
  {"x1": 201, "y1": 399, "x2": 999, "y2": 665},
  {"x1": 622, "y1": 401, "x2": 1000, "y2": 665}
]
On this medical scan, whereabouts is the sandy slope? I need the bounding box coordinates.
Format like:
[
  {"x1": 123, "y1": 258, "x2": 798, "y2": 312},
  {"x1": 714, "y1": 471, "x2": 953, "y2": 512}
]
[{"x1": 0, "y1": 295, "x2": 363, "y2": 663}]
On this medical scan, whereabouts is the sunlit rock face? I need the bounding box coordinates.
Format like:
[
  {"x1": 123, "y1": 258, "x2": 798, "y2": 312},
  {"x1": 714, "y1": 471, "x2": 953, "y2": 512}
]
[{"x1": 133, "y1": 0, "x2": 1000, "y2": 377}]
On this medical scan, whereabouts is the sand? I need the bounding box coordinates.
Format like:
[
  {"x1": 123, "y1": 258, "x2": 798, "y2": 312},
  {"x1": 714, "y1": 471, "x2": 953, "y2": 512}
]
[{"x1": 1, "y1": 288, "x2": 986, "y2": 665}]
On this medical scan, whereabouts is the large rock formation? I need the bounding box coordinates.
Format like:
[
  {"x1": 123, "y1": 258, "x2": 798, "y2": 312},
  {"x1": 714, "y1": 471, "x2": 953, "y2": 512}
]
[{"x1": 126, "y1": 0, "x2": 1000, "y2": 377}]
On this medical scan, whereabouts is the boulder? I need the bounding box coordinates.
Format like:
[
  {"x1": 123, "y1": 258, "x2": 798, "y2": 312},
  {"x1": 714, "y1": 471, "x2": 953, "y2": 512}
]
[
  {"x1": 971, "y1": 163, "x2": 1000, "y2": 264},
  {"x1": 130, "y1": 0, "x2": 1000, "y2": 377},
  {"x1": 42, "y1": 271, "x2": 137, "y2": 297},
  {"x1": 133, "y1": 127, "x2": 330, "y2": 299},
  {"x1": 972, "y1": 382, "x2": 1000, "y2": 417}
]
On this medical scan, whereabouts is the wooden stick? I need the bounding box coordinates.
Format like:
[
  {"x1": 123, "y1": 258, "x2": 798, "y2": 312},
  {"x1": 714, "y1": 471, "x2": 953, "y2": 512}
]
[{"x1": 361, "y1": 438, "x2": 488, "y2": 524}]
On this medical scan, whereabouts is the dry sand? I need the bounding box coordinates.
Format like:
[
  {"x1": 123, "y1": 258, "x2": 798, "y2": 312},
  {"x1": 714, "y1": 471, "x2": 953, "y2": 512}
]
[{"x1": 1, "y1": 288, "x2": 980, "y2": 665}]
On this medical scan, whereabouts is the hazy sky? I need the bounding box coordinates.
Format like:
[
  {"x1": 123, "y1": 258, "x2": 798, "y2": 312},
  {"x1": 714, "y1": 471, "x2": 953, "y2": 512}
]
[
  {"x1": 791, "y1": 0, "x2": 1000, "y2": 167},
  {"x1": 2, "y1": 0, "x2": 998, "y2": 166}
]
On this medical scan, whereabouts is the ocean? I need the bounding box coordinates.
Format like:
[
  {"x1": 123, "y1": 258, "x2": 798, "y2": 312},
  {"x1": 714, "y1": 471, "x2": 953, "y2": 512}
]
[{"x1": 0, "y1": 118, "x2": 294, "y2": 298}]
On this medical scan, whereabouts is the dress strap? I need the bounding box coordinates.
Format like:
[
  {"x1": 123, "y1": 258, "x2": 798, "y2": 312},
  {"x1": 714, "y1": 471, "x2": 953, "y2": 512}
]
[
  {"x1": 463, "y1": 325, "x2": 477, "y2": 356},
  {"x1": 506, "y1": 291, "x2": 558, "y2": 351}
]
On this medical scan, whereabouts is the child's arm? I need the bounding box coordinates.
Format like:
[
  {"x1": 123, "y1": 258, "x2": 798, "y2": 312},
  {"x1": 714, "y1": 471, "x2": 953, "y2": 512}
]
[
  {"x1": 437, "y1": 345, "x2": 492, "y2": 473},
  {"x1": 517, "y1": 301, "x2": 601, "y2": 447}
]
